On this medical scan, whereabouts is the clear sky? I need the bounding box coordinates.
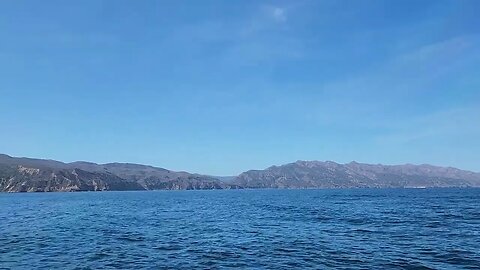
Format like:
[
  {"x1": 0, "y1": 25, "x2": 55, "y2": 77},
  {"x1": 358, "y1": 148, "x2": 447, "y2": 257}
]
[{"x1": 1, "y1": 0, "x2": 479, "y2": 175}]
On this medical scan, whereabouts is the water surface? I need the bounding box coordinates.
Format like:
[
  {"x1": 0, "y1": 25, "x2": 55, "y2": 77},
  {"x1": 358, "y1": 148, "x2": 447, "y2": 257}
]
[{"x1": 1, "y1": 189, "x2": 479, "y2": 269}]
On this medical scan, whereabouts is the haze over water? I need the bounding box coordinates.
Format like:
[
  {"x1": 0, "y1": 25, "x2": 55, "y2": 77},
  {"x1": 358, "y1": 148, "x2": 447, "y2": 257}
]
[{"x1": 1, "y1": 188, "x2": 479, "y2": 269}]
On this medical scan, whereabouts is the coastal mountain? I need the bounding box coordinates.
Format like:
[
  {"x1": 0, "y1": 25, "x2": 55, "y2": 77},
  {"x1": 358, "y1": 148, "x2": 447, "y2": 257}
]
[
  {"x1": 1, "y1": 154, "x2": 479, "y2": 192},
  {"x1": 0, "y1": 154, "x2": 237, "y2": 192},
  {"x1": 233, "y1": 160, "x2": 480, "y2": 188}
]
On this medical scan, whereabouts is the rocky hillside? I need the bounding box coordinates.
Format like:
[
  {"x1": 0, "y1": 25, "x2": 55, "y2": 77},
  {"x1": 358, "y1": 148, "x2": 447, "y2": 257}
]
[
  {"x1": 0, "y1": 154, "x2": 237, "y2": 192},
  {"x1": 2, "y1": 154, "x2": 479, "y2": 192},
  {"x1": 233, "y1": 161, "x2": 480, "y2": 188}
]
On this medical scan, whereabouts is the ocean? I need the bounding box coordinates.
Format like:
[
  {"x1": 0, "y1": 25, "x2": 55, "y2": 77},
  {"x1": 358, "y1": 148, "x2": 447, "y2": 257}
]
[{"x1": 1, "y1": 188, "x2": 479, "y2": 269}]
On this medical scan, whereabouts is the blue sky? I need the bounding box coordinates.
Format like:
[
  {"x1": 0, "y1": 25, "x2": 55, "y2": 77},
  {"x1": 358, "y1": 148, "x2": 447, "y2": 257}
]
[{"x1": 0, "y1": 0, "x2": 479, "y2": 175}]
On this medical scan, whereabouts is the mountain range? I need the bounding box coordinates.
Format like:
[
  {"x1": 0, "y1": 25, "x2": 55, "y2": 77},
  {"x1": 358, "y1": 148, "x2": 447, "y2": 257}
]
[{"x1": 1, "y1": 154, "x2": 479, "y2": 192}]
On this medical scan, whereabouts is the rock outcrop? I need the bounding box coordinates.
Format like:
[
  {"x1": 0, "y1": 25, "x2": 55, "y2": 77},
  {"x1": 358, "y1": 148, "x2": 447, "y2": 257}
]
[
  {"x1": 0, "y1": 154, "x2": 237, "y2": 192},
  {"x1": 233, "y1": 160, "x2": 480, "y2": 188},
  {"x1": 1, "y1": 154, "x2": 479, "y2": 192}
]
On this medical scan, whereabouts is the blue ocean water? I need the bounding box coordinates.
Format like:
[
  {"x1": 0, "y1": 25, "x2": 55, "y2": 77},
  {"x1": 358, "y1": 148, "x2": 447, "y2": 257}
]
[{"x1": 1, "y1": 189, "x2": 479, "y2": 269}]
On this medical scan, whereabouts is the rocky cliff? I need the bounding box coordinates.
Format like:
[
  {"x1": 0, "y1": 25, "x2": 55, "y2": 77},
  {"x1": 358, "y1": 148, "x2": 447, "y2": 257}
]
[
  {"x1": 233, "y1": 161, "x2": 480, "y2": 188},
  {"x1": 0, "y1": 154, "x2": 237, "y2": 192},
  {"x1": 1, "y1": 154, "x2": 479, "y2": 192}
]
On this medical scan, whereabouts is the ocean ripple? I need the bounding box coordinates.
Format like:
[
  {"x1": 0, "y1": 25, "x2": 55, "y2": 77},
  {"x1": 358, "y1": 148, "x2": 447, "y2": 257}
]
[{"x1": 1, "y1": 188, "x2": 479, "y2": 269}]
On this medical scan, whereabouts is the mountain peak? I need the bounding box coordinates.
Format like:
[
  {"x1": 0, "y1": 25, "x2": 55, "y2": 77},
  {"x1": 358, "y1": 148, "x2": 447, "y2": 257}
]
[
  {"x1": 234, "y1": 160, "x2": 480, "y2": 189},
  {"x1": 1, "y1": 153, "x2": 479, "y2": 192},
  {"x1": 0, "y1": 153, "x2": 238, "y2": 192}
]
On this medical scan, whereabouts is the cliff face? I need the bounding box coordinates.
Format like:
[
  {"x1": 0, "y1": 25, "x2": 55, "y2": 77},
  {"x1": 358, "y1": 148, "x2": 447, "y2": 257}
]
[
  {"x1": 1, "y1": 154, "x2": 479, "y2": 192},
  {"x1": 233, "y1": 161, "x2": 480, "y2": 189},
  {"x1": 0, "y1": 165, "x2": 143, "y2": 192},
  {"x1": 0, "y1": 154, "x2": 236, "y2": 192}
]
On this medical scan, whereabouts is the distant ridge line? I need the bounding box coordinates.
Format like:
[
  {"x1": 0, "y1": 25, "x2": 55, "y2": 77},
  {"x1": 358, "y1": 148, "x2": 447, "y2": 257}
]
[{"x1": 0, "y1": 153, "x2": 479, "y2": 192}]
